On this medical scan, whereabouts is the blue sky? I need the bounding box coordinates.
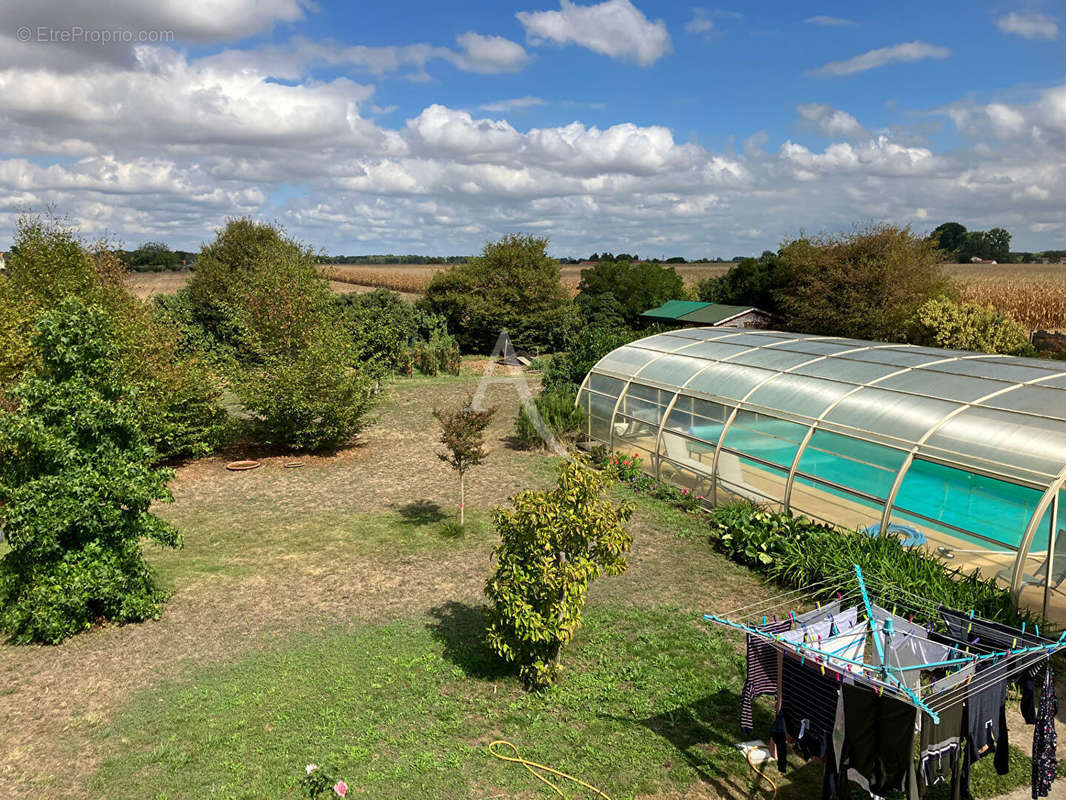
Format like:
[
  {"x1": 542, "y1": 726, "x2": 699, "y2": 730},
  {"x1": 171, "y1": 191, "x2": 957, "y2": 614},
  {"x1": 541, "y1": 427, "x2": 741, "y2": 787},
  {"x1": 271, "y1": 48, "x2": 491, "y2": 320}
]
[{"x1": 0, "y1": 0, "x2": 1063, "y2": 257}]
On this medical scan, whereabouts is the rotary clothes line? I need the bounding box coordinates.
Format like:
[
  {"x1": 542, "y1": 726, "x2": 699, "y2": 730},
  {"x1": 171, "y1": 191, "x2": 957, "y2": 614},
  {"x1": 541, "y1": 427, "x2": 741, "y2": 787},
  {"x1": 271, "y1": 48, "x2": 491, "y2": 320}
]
[{"x1": 703, "y1": 566, "x2": 1064, "y2": 800}]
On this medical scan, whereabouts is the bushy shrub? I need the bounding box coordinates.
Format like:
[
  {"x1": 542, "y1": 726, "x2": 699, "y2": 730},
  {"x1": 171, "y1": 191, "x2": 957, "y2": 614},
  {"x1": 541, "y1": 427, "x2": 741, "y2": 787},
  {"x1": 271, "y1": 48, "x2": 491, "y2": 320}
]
[
  {"x1": 333, "y1": 289, "x2": 417, "y2": 378},
  {"x1": 708, "y1": 503, "x2": 1026, "y2": 624},
  {"x1": 540, "y1": 325, "x2": 648, "y2": 396},
  {"x1": 0, "y1": 299, "x2": 179, "y2": 643},
  {"x1": 776, "y1": 225, "x2": 956, "y2": 341},
  {"x1": 486, "y1": 459, "x2": 633, "y2": 688},
  {"x1": 420, "y1": 234, "x2": 576, "y2": 354},
  {"x1": 576, "y1": 259, "x2": 686, "y2": 326},
  {"x1": 234, "y1": 330, "x2": 374, "y2": 451},
  {"x1": 513, "y1": 391, "x2": 585, "y2": 449},
  {"x1": 907, "y1": 297, "x2": 1034, "y2": 355},
  {"x1": 413, "y1": 333, "x2": 461, "y2": 376}
]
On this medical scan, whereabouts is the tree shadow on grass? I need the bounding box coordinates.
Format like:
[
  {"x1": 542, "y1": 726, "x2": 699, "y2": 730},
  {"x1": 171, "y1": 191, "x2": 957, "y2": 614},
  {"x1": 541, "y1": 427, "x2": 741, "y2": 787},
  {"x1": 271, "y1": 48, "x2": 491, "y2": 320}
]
[
  {"x1": 395, "y1": 500, "x2": 447, "y2": 527},
  {"x1": 602, "y1": 690, "x2": 826, "y2": 800},
  {"x1": 426, "y1": 601, "x2": 514, "y2": 681}
]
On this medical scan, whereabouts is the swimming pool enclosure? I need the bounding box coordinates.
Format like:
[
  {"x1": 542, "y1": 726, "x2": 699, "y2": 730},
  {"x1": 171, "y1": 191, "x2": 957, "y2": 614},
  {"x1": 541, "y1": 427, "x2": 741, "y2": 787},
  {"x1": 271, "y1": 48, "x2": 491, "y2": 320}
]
[{"x1": 576, "y1": 328, "x2": 1066, "y2": 622}]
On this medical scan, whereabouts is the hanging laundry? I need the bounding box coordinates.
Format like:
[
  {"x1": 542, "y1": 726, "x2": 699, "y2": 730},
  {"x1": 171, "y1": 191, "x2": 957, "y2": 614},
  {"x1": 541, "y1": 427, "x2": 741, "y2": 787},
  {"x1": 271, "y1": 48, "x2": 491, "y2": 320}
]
[
  {"x1": 782, "y1": 606, "x2": 857, "y2": 645},
  {"x1": 820, "y1": 622, "x2": 868, "y2": 671},
  {"x1": 1031, "y1": 665, "x2": 1057, "y2": 798},
  {"x1": 772, "y1": 653, "x2": 840, "y2": 769},
  {"x1": 740, "y1": 618, "x2": 791, "y2": 733},
  {"x1": 918, "y1": 703, "x2": 963, "y2": 794},
  {"x1": 839, "y1": 682, "x2": 919, "y2": 799}
]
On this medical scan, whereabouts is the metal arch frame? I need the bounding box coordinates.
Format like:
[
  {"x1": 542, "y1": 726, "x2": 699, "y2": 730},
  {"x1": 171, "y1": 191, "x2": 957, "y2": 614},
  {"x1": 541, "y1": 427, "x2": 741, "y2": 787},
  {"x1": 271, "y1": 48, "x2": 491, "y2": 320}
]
[
  {"x1": 706, "y1": 340, "x2": 908, "y2": 504},
  {"x1": 877, "y1": 369, "x2": 1066, "y2": 542},
  {"x1": 1010, "y1": 466, "x2": 1066, "y2": 615},
  {"x1": 599, "y1": 329, "x2": 762, "y2": 462},
  {"x1": 781, "y1": 355, "x2": 975, "y2": 511},
  {"x1": 583, "y1": 328, "x2": 1066, "y2": 595}
]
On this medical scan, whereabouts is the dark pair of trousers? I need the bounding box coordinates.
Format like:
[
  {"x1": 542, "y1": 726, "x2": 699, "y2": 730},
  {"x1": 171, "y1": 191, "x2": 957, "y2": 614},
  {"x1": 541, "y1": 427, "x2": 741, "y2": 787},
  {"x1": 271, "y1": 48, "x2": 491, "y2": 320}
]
[{"x1": 838, "y1": 683, "x2": 919, "y2": 799}]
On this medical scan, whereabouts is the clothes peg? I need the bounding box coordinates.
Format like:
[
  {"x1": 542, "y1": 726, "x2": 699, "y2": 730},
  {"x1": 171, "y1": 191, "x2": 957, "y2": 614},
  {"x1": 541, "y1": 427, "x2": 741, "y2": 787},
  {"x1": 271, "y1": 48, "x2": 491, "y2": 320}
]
[
  {"x1": 1011, "y1": 637, "x2": 1017, "y2": 649},
  {"x1": 821, "y1": 665, "x2": 826, "y2": 676},
  {"x1": 1021, "y1": 622, "x2": 1026, "y2": 634},
  {"x1": 773, "y1": 613, "x2": 778, "y2": 622},
  {"x1": 816, "y1": 601, "x2": 821, "y2": 609},
  {"x1": 908, "y1": 613, "x2": 914, "y2": 623},
  {"x1": 762, "y1": 615, "x2": 767, "y2": 625}
]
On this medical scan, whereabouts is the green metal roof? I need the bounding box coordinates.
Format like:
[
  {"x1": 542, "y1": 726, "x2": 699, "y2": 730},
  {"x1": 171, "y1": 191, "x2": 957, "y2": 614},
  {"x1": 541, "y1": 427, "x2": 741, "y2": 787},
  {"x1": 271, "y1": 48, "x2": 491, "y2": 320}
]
[
  {"x1": 639, "y1": 300, "x2": 761, "y2": 325},
  {"x1": 677, "y1": 303, "x2": 761, "y2": 324},
  {"x1": 639, "y1": 300, "x2": 710, "y2": 320}
]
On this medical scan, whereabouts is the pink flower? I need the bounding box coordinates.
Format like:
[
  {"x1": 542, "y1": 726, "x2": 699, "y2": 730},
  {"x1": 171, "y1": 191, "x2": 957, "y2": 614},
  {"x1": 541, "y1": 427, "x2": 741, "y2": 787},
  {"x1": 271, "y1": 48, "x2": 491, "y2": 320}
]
[{"x1": 334, "y1": 780, "x2": 348, "y2": 797}]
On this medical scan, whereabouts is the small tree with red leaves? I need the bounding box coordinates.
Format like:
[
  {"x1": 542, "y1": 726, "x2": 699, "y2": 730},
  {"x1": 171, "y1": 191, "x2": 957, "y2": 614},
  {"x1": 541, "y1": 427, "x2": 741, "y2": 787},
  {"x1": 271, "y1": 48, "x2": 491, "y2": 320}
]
[{"x1": 433, "y1": 394, "x2": 497, "y2": 525}]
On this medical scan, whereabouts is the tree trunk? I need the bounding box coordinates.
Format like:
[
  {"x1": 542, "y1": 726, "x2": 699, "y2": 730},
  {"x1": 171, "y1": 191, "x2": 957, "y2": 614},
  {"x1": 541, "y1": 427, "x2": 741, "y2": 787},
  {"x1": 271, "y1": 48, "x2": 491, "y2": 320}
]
[{"x1": 459, "y1": 472, "x2": 465, "y2": 526}]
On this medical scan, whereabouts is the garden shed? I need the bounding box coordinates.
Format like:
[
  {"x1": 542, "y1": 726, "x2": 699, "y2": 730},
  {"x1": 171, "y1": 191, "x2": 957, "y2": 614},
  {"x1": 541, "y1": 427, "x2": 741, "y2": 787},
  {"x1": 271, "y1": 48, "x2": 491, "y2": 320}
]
[
  {"x1": 577, "y1": 327, "x2": 1066, "y2": 622},
  {"x1": 639, "y1": 300, "x2": 772, "y2": 328}
]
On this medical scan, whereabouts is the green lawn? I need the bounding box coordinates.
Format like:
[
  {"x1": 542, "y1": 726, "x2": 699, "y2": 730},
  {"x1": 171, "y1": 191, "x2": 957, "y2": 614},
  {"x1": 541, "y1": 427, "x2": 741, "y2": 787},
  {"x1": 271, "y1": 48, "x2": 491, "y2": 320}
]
[{"x1": 0, "y1": 374, "x2": 1042, "y2": 799}]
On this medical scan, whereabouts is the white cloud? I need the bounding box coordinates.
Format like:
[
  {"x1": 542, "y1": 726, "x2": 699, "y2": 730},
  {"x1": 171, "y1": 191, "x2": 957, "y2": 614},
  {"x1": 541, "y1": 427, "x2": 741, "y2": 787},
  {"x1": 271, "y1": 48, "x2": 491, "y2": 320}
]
[
  {"x1": 796, "y1": 103, "x2": 864, "y2": 138},
  {"x1": 452, "y1": 32, "x2": 531, "y2": 73},
  {"x1": 803, "y1": 15, "x2": 857, "y2": 27},
  {"x1": 479, "y1": 96, "x2": 546, "y2": 112},
  {"x1": 779, "y1": 137, "x2": 940, "y2": 178},
  {"x1": 1, "y1": 32, "x2": 1065, "y2": 257},
  {"x1": 516, "y1": 0, "x2": 672, "y2": 66},
  {"x1": 684, "y1": 9, "x2": 714, "y2": 35},
  {"x1": 808, "y1": 41, "x2": 950, "y2": 77},
  {"x1": 995, "y1": 12, "x2": 1059, "y2": 40}
]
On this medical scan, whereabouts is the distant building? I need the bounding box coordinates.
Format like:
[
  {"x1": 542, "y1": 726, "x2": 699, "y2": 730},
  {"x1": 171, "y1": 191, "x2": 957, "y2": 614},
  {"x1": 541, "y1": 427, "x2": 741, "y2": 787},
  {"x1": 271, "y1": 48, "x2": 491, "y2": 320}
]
[
  {"x1": 0, "y1": 252, "x2": 5, "y2": 271},
  {"x1": 639, "y1": 300, "x2": 773, "y2": 328},
  {"x1": 970, "y1": 257, "x2": 997, "y2": 264}
]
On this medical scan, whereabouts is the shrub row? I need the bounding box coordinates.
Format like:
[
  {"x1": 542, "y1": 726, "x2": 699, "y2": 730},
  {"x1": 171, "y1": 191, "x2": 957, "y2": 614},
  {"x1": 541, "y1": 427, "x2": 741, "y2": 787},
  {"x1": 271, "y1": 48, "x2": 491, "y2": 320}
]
[{"x1": 707, "y1": 502, "x2": 1029, "y2": 625}]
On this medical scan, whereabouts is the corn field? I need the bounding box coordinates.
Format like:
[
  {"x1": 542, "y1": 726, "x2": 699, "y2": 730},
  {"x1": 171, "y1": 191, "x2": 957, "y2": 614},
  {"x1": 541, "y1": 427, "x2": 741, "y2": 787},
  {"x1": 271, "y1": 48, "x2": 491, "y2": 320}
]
[{"x1": 954, "y1": 266, "x2": 1066, "y2": 332}]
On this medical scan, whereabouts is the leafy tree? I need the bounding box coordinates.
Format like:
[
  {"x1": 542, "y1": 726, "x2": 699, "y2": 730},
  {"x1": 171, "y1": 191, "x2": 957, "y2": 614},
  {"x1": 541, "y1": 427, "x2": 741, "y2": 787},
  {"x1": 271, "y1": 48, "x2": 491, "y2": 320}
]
[
  {"x1": 485, "y1": 459, "x2": 633, "y2": 688},
  {"x1": 907, "y1": 298, "x2": 1033, "y2": 355},
  {"x1": 576, "y1": 259, "x2": 686, "y2": 326},
  {"x1": 575, "y1": 290, "x2": 626, "y2": 329},
  {"x1": 959, "y1": 230, "x2": 991, "y2": 262},
  {"x1": 433, "y1": 394, "x2": 497, "y2": 525},
  {"x1": 930, "y1": 222, "x2": 968, "y2": 256},
  {"x1": 420, "y1": 234, "x2": 575, "y2": 353},
  {"x1": 986, "y1": 228, "x2": 1012, "y2": 263},
  {"x1": 234, "y1": 328, "x2": 374, "y2": 452},
  {"x1": 697, "y1": 252, "x2": 785, "y2": 313},
  {"x1": 188, "y1": 218, "x2": 332, "y2": 361},
  {"x1": 776, "y1": 225, "x2": 956, "y2": 341},
  {"x1": 129, "y1": 241, "x2": 180, "y2": 271},
  {"x1": 1, "y1": 213, "x2": 226, "y2": 459},
  {"x1": 0, "y1": 299, "x2": 179, "y2": 643}
]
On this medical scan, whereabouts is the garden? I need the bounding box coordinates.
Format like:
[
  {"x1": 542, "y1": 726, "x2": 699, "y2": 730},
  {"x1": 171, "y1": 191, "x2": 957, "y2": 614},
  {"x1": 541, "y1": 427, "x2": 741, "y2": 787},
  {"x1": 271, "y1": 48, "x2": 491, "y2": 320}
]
[{"x1": 0, "y1": 215, "x2": 1060, "y2": 799}]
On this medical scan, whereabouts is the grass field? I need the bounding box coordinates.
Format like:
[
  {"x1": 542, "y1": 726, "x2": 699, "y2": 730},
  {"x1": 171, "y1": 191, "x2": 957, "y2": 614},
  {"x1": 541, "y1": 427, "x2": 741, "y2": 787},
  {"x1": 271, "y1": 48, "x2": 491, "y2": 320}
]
[{"x1": 0, "y1": 366, "x2": 1044, "y2": 799}]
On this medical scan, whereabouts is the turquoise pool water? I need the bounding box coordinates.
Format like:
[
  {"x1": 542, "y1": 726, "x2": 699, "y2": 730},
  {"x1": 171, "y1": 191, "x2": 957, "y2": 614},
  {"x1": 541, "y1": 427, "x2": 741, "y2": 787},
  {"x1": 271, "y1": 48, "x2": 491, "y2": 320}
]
[{"x1": 685, "y1": 421, "x2": 1041, "y2": 550}]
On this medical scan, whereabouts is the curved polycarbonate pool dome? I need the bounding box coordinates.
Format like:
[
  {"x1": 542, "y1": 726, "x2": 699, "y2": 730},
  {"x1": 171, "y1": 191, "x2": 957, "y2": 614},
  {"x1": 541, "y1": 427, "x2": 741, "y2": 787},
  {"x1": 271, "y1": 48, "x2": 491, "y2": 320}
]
[{"x1": 577, "y1": 327, "x2": 1066, "y2": 622}]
